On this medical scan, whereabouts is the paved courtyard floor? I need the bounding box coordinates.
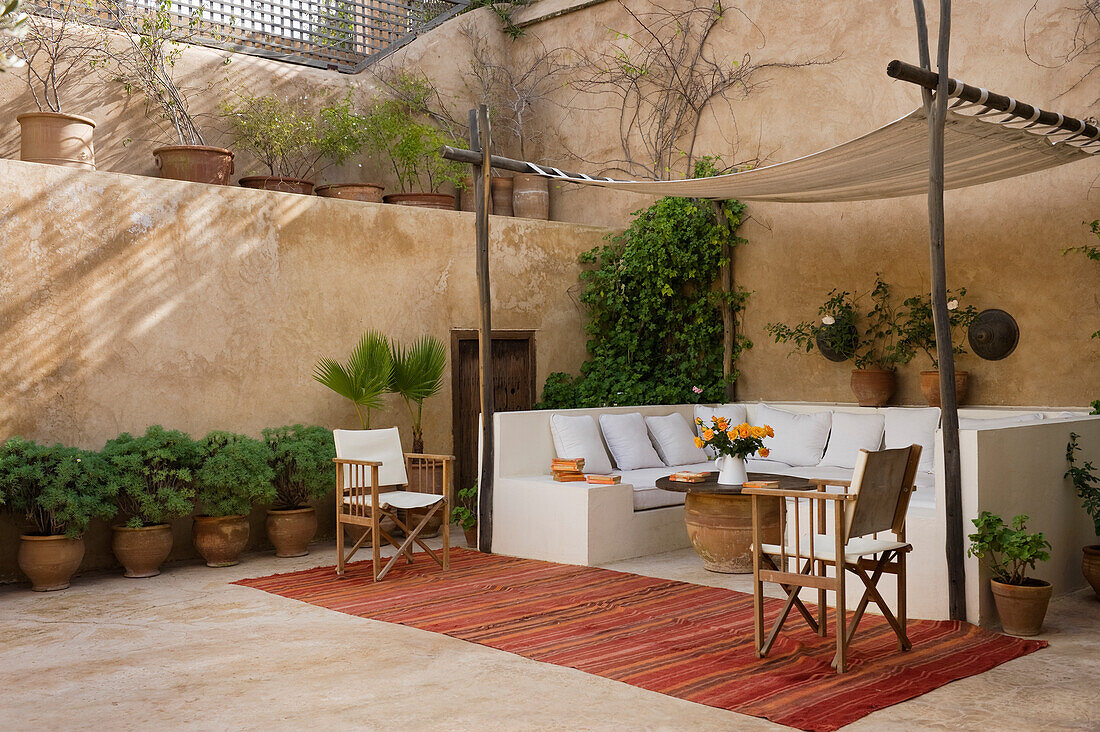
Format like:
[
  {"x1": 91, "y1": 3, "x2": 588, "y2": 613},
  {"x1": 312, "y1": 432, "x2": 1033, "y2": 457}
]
[{"x1": 2, "y1": 538, "x2": 1097, "y2": 731}]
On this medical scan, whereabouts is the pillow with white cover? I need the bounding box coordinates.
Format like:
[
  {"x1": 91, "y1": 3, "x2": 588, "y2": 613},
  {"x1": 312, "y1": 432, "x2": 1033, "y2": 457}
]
[
  {"x1": 599, "y1": 413, "x2": 665, "y2": 471},
  {"x1": 694, "y1": 404, "x2": 748, "y2": 457},
  {"x1": 646, "y1": 413, "x2": 708, "y2": 466},
  {"x1": 550, "y1": 414, "x2": 613, "y2": 475},
  {"x1": 883, "y1": 407, "x2": 940, "y2": 473},
  {"x1": 818, "y1": 411, "x2": 885, "y2": 469},
  {"x1": 755, "y1": 404, "x2": 832, "y2": 467}
]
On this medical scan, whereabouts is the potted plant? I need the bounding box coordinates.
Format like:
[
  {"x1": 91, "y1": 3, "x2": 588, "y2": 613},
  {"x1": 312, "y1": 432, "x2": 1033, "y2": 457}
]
[
  {"x1": 192, "y1": 431, "x2": 275, "y2": 567},
  {"x1": 766, "y1": 290, "x2": 860, "y2": 359},
  {"x1": 312, "y1": 92, "x2": 384, "y2": 203},
  {"x1": 102, "y1": 425, "x2": 200, "y2": 578},
  {"x1": 313, "y1": 330, "x2": 394, "y2": 429},
  {"x1": 452, "y1": 482, "x2": 478, "y2": 547},
  {"x1": 1066, "y1": 432, "x2": 1100, "y2": 598},
  {"x1": 967, "y1": 511, "x2": 1053, "y2": 636},
  {"x1": 392, "y1": 334, "x2": 447, "y2": 533},
  {"x1": 263, "y1": 424, "x2": 335, "y2": 557},
  {"x1": 849, "y1": 277, "x2": 914, "y2": 406},
  {"x1": 11, "y1": 0, "x2": 99, "y2": 169},
  {"x1": 98, "y1": 0, "x2": 233, "y2": 184},
  {"x1": 0, "y1": 437, "x2": 117, "y2": 591},
  {"x1": 899, "y1": 288, "x2": 979, "y2": 406}
]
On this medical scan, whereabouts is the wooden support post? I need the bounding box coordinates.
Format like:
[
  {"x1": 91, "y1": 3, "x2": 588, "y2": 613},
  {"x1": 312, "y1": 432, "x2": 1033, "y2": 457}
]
[
  {"x1": 713, "y1": 201, "x2": 736, "y2": 401},
  {"x1": 471, "y1": 105, "x2": 495, "y2": 554}
]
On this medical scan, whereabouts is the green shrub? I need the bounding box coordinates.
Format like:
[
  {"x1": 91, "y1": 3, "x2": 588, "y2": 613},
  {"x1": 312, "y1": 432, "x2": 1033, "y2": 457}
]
[
  {"x1": 1066, "y1": 432, "x2": 1100, "y2": 537},
  {"x1": 264, "y1": 425, "x2": 335, "y2": 509},
  {"x1": 967, "y1": 511, "x2": 1050, "y2": 585},
  {"x1": 195, "y1": 431, "x2": 276, "y2": 517},
  {"x1": 102, "y1": 425, "x2": 201, "y2": 528},
  {"x1": 0, "y1": 437, "x2": 118, "y2": 537},
  {"x1": 451, "y1": 482, "x2": 477, "y2": 530}
]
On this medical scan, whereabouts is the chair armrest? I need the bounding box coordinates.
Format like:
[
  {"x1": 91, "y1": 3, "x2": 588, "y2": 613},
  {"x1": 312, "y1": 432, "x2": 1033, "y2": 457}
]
[
  {"x1": 405, "y1": 453, "x2": 455, "y2": 462},
  {"x1": 742, "y1": 486, "x2": 855, "y2": 501},
  {"x1": 333, "y1": 458, "x2": 383, "y2": 467},
  {"x1": 810, "y1": 478, "x2": 852, "y2": 489}
]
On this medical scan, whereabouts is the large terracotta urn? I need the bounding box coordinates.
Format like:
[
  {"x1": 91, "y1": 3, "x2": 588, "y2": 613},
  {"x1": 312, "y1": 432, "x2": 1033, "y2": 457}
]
[
  {"x1": 315, "y1": 183, "x2": 384, "y2": 202},
  {"x1": 266, "y1": 507, "x2": 318, "y2": 558},
  {"x1": 18, "y1": 534, "x2": 85, "y2": 591},
  {"x1": 512, "y1": 173, "x2": 549, "y2": 219},
  {"x1": 153, "y1": 145, "x2": 234, "y2": 185},
  {"x1": 383, "y1": 193, "x2": 455, "y2": 210},
  {"x1": 112, "y1": 524, "x2": 174, "y2": 578},
  {"x1": 192, "y1": 515, "x2": 250, "y2": 567},
  {"x1": 850, "y1": 368, "x2": 897, "y2": 407},
  {"x1": 919, "y1": 370, "x2": 969, "y2": 407},
  {"x1": 17, "y1": 111, "x2": 96, "y2": 169}
]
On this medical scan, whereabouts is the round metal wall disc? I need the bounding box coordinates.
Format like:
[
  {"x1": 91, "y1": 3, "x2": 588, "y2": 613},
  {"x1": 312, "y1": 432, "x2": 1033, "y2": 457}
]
[{"x1": 968, "y1": 309, "x2": 1019, "y2": 361}]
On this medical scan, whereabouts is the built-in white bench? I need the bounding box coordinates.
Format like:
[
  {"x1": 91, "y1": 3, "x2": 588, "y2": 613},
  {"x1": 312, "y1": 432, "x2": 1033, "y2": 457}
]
[{"x1": 490, "y1": 402, "x2": 1099, "y2": 625}]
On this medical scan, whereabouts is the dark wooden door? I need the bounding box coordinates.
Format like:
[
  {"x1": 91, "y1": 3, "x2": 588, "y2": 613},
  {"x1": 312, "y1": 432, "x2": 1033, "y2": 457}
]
[{"x1": 451, "y1": 331, "x2": 536, "y2": 497}]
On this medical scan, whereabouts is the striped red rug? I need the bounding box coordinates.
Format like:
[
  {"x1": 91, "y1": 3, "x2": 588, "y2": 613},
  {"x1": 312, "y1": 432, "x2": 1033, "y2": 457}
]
[{"x1": 235, "y1": 549, "x2": 1045, "y2": 731}]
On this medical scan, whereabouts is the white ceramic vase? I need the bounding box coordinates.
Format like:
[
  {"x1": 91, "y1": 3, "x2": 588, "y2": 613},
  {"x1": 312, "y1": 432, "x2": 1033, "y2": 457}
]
[{"x1": 715, "y1": 455, "x2": 748, "y2": 486}]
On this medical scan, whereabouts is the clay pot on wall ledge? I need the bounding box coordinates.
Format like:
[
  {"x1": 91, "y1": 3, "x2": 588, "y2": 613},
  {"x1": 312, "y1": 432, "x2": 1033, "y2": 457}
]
[
  {"x1": 850, "y1": 368, "x2": 896, "y2": 407},
  {"x1": 153, "y1": 145, "x2": 234, "y2": 185},
  {"x1": 112, "y1": 524, "x2": 174, "y2": 578},
  {"x1": 315, "y1": 183, "x2": 384, "y2": 203},
  {"x1": 192, "y1": 515, "x2": 250, "y2": 567},
  {"x1": 1082, "y1": 545, "x2": 1100, "y2": 599},
  {"x1": 990, "y1": 578, "x2": 1052, "y2": 636},
  {"x1": 459, "y1": 177, "x2": 492, "y2": 213},
  {"x1": 18, "y1": 534, "x2": 85, "y2": 591},
  {"x1": 239, "y1": 176, "x2": 315, "y2": 195},
  {"x1": 383, "y1": 193, "x2": 455, "y2": 210},
  {"x1": 491, "y1": 176, "x2": 514, "y2": 216},
  {"x1": 512, "y1": 173, "x2": 550, "y2": 220},
  {"x1": 919, "y1": 370, "x2": 969, "y2": 407},
  {"x1": 17, "y1": 111, "x2": 96, "y2": 170},
  {"x1": 266, "y1": 507, "x2": 317, "y2": 558}
]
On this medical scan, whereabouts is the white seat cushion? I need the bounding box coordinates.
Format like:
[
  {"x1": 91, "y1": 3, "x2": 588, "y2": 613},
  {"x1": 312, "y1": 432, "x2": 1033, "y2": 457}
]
[
  {"x1": 818, "y1": 411, "x2": 885, "y2": 469},
  {"x1": 760, "y1": 534, "x2": 909, "y2": 564},
  {"x1": 883, "y1": 407, "x2": 940, "y2": 473},
  {"x1": 632, "y1": 486, "x2": 687, "y2": 510},
  {"x1": 646, "y1": 413, "x2": 708, "y2": 466},
  {"x1": 755, "y1": 404, "x2": 832, "y2": 467},
  {"x1": 745, "y1": 458, "x2": 792, "y2": 474},
  {"x1": 599, "y1": 413, "x2": 665, "y2": 470},
  {"x1": 550, "y1": 414, "x2": 614, "y2": 475},
  {"x1": 344, "y1": 491, "x2": 443, "y2": 510}
]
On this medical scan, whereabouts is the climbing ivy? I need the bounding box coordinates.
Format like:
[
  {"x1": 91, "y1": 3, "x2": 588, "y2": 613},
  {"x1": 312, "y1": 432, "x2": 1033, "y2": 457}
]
[{"x1": 540, "y1": 160, "x2": 751, "y2": 408}]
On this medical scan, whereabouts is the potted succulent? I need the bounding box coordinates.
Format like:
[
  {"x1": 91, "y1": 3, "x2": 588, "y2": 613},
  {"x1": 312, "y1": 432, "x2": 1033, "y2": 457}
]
[
  {"x1": 452, "y1": 482, "x2": 478, "y2": 548},
  {"x1": 313, "y1": 330, "x2": 394, "y2": 429},
  {"x1": 0, "y1": 437, "x2": 117, "y2": 591},
  {"x1": 899, "y1": 288, "x2": 979, "y2": 406},
  {"x1": 10, "y1": 0, "x2": 99, "y2": 169},
  {"x1": 192, "y1": 431, "x2": 275, "y2": 567},
  {"x1": 849, "y1": 277, "x2": 914, "y2": 406},
  {"x1": 967, "y1": 511, "x2": 1052, "y2": 636},
  {"x1": 263, "y1": 424, "x2": 335, "y2": 557},
  {"x1": 102, "y1": 425, "x2": 200, "y2": 578},
  {"x1": 392, "y1": 334, "x2": 447, "y2": 534},
  {"x1": 98, "y1": 0, "x2": 233, "y2": 184},
  {"x1": 312, "y1": 92, "x2": 384, "y2": 203},
  {"x1": 1066, "y1": 432, "x2": 1100, "y2": 598}
]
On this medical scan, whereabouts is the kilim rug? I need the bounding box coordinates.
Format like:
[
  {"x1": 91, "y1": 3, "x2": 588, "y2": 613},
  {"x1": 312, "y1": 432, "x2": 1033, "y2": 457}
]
[{"x1": 234, "y1": 549, "x2": 1046, "y2": 731}]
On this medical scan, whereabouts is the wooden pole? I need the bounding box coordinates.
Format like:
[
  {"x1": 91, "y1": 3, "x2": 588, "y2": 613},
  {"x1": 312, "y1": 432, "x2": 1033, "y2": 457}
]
[
  {"x1": 470, "y1": 105, "x2": 495, "y2": 553},
  {"x1": 914, "y1": 0, "x2": 966, "y2": 621},
  {"x1": 713, "y1": 201, "x2": 736, "y2": 401}
]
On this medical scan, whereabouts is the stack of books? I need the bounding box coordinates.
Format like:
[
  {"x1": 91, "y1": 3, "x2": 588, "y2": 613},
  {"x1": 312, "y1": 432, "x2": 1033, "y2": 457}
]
[
  {"x1": 551, "y1": 458, "x2": 586, "y2": 482},
  {"x1": 585, "y1": 474, "x2": 621, "y2": 485},
  {"x1": 669, "y1": 471, "x2": 708, "y2": 483}
]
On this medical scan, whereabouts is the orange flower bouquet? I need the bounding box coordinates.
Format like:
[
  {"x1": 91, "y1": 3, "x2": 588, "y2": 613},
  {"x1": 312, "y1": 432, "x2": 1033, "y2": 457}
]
[{"x1": 694, "y1": 416, "x2": 774, "y2": 485}]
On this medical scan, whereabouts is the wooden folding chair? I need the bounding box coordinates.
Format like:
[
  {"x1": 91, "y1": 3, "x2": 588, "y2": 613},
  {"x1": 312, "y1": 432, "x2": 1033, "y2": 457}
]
[
  {"x1": 333, "y1": 428, "x2": 453, "y2": 581},
  {"x1": 744, "y1": 444, "x2": 922, "y2": 673}
]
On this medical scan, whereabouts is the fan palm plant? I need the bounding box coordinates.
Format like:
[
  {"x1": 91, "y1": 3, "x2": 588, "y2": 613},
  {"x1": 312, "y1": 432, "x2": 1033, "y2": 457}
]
[
  {"x1": 391, "y1": 335, "x2": 446, "y2": 453},
  {"x1": 313, "y1": 331, "x2": 394, "y2": 429}
]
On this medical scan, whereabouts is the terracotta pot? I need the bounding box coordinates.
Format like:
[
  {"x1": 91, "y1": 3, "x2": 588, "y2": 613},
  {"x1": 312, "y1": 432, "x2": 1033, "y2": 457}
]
[
  {"x1": 463, "y1": 526, "x2": 478, "y2": 548},
  {"x1": 111, "y1": 524, "x2": 173, "y2": 578},
  {"x1": 491, "y1": 176, "x2": 514, "y2": 216},
  {"x1": 990, "y1": 578, "x2": 1052, "y2": 636},
  {"x1": 17, "y1": 111, "x2": 96, "y2": 170},
  {"x1": 405, "y1": 462, "x2": 444, "y2": 538},
  {"x1": 315, "y1": 183, "x2": 384, "y2": 202},
  {"x1": 512, "y1": 173, "x2": 549, "y2": 220},
  {"x1": 684, "y1": 493, "x2": 781, "y2": 573},
  {"x1": 1083, "y1": 545, "x2": 1100, "y2": 599},
  {"x1": 238, "y1": 176, "x2": 315, "y2": 195},
  {"x1": 919, "y1": 370, "x2": 970, "y2": 407},
  {"x1": 459, "y1": 177, "x2": 493, "y2": 213},
  {"x1": 383, "y1": 193, "x2": 455, "y2": 210},
  {"x1": 266, "y1": 507, "x2": 317, "y2": 558},
  {"x1": 153, "y1": 145, "x2": 233, "y2": 185},
  {"x1": 850, "y1": 368, "x2": 897, "y2": 407},
  {"x1": 192, "y1": 515, "x2": 250, "y2": 567},
  {"x1": 18, "y1": 534, "x2": 85, "y2": 591}
]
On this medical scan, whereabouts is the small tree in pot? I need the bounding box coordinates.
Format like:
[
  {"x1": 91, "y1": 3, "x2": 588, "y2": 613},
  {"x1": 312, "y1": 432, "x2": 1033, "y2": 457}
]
[
  {"x1": 193, "y1": 431, "x2": 275, "y2": 567},
  {"x1": 899, "y1": 287, "x2": 979, "y2": 407},
  {"x1": 263, "y1": 424, "x2": 335, "y2": 558},
  {"x1": 1066, "y1": 432, "x2": 1100, "y2": 598},
  {"x1": 0, "y1": 437, "x2": 117, "y2": 591},
  {"x1": 452, "y1": 482, "x2": 478, "y2": 547},
  {"x1": 102, "y1": 425, "x2": 200, "y2": 578},
  {"x1": 849, "y1": 277, "x2": 913, "y2": 406},
  {"x1": 968, "y1": 511, "x2": 1052, "y2": 636}
]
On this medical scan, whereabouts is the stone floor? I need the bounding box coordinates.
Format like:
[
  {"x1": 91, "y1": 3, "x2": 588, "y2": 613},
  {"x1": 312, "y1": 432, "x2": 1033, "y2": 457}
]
[{"x1": 2, "y1": 538, "x2": 1097, "y2": 731}]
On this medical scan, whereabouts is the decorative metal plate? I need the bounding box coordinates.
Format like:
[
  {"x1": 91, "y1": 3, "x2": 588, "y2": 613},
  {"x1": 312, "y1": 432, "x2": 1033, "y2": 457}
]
[
  {"x1": 968, "y1": 309, "x2": 1019, "y2": 361},
  {"x1": 815, "y1": 323, "x2": 859, "y2": 363}
]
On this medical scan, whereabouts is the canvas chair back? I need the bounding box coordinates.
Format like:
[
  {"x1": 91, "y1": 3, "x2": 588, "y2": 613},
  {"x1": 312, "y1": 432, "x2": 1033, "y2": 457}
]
[
  {"x1": 333, "y1": 428, "x2": 408, "y2": 489},
  {"x1": 845, "y1": 445, "x2": 922, "y2": 539}
]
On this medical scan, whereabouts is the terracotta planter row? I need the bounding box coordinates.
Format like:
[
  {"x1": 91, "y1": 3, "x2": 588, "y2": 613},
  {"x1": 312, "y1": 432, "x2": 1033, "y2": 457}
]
[
  {"x1": 459, "y1": 174, "x2": 551, "y2": 220},
  {"x1": 847, "y1": 368, "x2": 970, "y2": 407}
]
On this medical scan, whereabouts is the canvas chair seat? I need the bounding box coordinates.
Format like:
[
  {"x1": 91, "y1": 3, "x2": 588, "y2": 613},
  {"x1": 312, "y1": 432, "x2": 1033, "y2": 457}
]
[
  {"x1": 344, "y1": 491, "x2": 444, "y2": 511},
  {"x1": 760, "y1": 535, "x2": 910, "y2": 564}
]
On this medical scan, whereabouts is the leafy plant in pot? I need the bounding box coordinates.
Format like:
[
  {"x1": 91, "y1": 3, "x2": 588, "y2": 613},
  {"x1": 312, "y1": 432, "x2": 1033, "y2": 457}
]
[
  {"x1": 102, "y1": 425, "x2": 200, "y2": 578},
  {"x1": 313, "y1": 330, "x2": 395, "y2": 429},
  {"x1": 849, "y1": 277, "x2": 914, "y2": 406},
  {"x1": 312, "y1": 91, "x2": 384, "y2": 203},
  {"x1": 0, "y1": 437, "x2": 117, "y2": 591},
  {"x1": 452, "y1": 482, "x2": 478, "y2": 547},
  {"x1": 1066, "y1": 432, "x2": 1100, "y2": 598},
  {"x1": 967, "y1": 511, "x2": 1052, "y2": 636},
  {"x1": 899, "y1": 287, "x2": 978, "y2": 407},
  {"x1": 263, "y1": 424, "x2": 335, "y2": 558},
  {"x1": 97, "y1": 0, "x2": 233, "y2": 184},
  {"x1": 193, "y1": 431, "x2": 275, "y2": 567}
]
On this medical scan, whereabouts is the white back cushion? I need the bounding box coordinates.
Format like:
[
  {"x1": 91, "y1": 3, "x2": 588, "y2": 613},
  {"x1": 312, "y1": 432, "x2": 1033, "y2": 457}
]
[
  {"x1": 883, "y1": 407, "x2": 940, "y2": 473},
  {"x1": 818, "y1": 411, "x2": 886, "y2": 469},
  {"x1": 694, "y1": 404, "x2": 749, "y2": 458},
  {"x1": 646, "y1": 413, "x2": 708, "y2": 466},
  {"x1": 550, "y1": 414, "x2": 613, "y2": 475},
  {"x1": 333, "y1": 427, "x2": 407, "y2": 487},
  {"x1": 756, "y1": 404, "x2": 832, "y2": 467},
  {"x1": 599, "y1": 413, "x2": 665, "y2": 471}
]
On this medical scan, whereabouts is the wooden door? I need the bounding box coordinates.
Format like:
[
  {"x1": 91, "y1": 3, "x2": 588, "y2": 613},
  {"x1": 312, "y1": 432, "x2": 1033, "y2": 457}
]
[{"x1": 451, "y1": 331, "x2": 536, "y2": 497}]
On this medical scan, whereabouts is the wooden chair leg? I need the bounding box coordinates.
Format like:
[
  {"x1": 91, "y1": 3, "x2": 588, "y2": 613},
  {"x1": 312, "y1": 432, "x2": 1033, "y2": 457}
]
[
  {"x1": 336, "y1": 515, "x2": 345, "y2": 576},
  {"x1": 835, "y1": 561, "x2": 847, "y2": 673},
  {"x1": 898, "y1": 550, "x2": 908, "y2": 651},
  {"x1": 371, "y1": 504, "x2": 381, "y2": 582},
  {"x1": 817, "y1": 560, "x2": 827, "y2": 637},
  {"x1": 442, "y1": 497, "x2": 450, "y2": 571},
  {"x1": 751, "y1": 497, "x2": 766, "y2": 657}
]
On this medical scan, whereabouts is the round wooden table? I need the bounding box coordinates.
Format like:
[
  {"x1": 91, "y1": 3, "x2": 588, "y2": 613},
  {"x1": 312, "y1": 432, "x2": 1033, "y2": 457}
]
[{"x1": 657, "y1": 472, "x2": 813, "y2": 574}]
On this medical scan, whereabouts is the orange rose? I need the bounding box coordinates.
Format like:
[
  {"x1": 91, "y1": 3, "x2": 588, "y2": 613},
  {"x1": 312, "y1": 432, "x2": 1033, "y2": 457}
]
[
  {"x1": 695, "y1": 417, "x2": 703, "y2": 425},
  {"x1": 693, "y1": 436, "x2": 705, "y2": 448},
  {"x1": 759, "y1": 447, "x2": 771, "y2": 458},
  {"x1": 751, "y1": 426, "x2": 765, "y2": 438},
  {"x1": 739, "y1": 425, "x2": 750, "y2": 438},
  {"x1": 702, "y1": 429, "x2": 714, "y2": 440},
  {"x1": 715, "y1": 417, "x2": 729, "y2": 430},
  {"x1": 765, "y1": 425, "x2": 774, "y2": 438}
]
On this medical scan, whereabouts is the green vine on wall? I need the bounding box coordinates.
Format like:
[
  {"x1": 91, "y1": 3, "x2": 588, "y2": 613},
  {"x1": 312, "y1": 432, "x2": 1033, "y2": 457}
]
[{"x1": 539, "y1": 159, "x2": 751, "y2": 408}]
